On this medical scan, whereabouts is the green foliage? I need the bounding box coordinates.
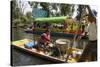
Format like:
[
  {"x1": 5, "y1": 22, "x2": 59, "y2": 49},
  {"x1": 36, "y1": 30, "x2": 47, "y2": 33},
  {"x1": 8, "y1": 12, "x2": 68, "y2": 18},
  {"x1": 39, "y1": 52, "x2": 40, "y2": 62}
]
[
  {"x1": 26, "y1": 12, "x2": 32, "y2": 19},
  {"x1": 11, "y1": 0, "x2": 34, "y2": 27},
  {"x1": 61, "y1": 4, "x2": 72, "y2": 16},
  {"x1": 11, "y1": 0, "x2": 23, "y2": 27},
  {"x1": 12, "y1": 19, "x2": 21, "y2": 26},
  {"x1": 40, "y1": 3, "x2": 50, "y2": 16},
  {"x1": 21, "y1": 16, "x2": 28, "y2": 23},
  {"x1": 11, "y1": 0, "x2": 23, "y2": 19},
  {"x1": 40, "y1": 3, "x2": 49, "y2": 10}
]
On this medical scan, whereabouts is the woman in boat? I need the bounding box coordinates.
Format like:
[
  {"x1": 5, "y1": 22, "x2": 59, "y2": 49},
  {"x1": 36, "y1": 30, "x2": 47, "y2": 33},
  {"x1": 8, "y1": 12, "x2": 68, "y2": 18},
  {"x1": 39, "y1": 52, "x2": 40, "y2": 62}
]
[
  {"x1": 78, "y1": 15, "x2": 97, "y2": 62},
  {"x1": 41, "y1": 29, "x2": 51, "y2": 44},
  {"x1": 38, "y1": 29, "x2": 53, "y2": 52}
]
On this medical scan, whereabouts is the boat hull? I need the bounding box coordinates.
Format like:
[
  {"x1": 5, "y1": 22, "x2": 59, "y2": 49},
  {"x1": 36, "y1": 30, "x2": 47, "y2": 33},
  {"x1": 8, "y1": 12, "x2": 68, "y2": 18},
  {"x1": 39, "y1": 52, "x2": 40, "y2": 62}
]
[
  {"x1": 11, "y1": 39, "x2": 66, "y2": 63},
  {"x1": 25, "y1": 30, "x2": 80, "y2": 38}
]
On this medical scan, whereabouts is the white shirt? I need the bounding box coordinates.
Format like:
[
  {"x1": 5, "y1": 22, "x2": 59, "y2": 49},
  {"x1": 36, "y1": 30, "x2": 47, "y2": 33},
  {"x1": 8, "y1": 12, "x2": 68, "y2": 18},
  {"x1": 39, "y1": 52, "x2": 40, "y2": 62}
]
[{"x1": 85, "y1": 22, "x2": 97, "y2": 41}]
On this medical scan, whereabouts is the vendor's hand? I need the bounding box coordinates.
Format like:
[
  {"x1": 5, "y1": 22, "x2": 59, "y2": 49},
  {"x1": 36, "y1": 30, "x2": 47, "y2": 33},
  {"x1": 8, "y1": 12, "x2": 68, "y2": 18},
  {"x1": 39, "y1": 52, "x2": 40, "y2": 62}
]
[
  {"x1": 46, "y1": 41, "x2": 51, "y2": 44},
  {"x1": 50, "y1": 39, "x2": 53, "y2": 43},
  {"x1": 81, "y1": 32, "x2": 85, "y2": 36},
  {"x1": 78, "y1": 36, "x2": 82, "y2": 40},
  {"x1": 79, "y1": 32, "x2": 87, "y2": 40}
]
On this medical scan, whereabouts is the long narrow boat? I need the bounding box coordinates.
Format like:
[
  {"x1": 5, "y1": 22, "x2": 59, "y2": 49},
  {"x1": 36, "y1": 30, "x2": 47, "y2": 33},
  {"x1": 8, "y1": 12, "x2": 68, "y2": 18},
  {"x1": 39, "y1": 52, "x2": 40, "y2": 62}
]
[
  {"x1": 12, "y1": 39, "x2": 84, "y2": 63},
  {"x1": 11, "y1": 39, "x2": 66, "y2": 63},
  {"x1": 25, "y1": 30, "x2": 80, "y2": 38}
]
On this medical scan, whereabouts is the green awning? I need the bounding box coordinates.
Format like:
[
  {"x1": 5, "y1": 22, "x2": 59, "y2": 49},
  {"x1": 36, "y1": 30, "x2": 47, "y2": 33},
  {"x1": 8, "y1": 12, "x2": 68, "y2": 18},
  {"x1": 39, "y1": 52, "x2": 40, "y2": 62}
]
[{"x1": 34, "y1": 16, "x2": 68, "y2": 24}]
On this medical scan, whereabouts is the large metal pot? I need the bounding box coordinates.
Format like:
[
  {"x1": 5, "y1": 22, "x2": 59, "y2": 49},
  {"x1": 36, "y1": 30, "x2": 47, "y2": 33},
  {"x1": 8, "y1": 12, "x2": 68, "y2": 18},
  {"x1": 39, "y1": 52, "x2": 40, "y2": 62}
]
[{"x1": 55, "y1": 39, "x2": 71, "y2": 53}]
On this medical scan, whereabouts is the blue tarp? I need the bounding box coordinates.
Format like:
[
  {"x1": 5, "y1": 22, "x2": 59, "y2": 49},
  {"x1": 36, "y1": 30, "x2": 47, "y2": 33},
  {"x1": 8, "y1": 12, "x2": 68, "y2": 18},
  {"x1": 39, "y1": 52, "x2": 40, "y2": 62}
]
[
  {"x1": 24, "y1": 41, "x2": 37, "y2": 48},
  {"x1": 32, "y1": 8, "x2": 48, "y2": 18}
]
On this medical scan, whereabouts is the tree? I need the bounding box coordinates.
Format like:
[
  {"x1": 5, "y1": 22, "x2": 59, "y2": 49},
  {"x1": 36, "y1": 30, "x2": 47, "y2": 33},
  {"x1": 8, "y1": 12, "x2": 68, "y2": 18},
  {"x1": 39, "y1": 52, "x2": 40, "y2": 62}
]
[
  {"x1": 11, "y1": 0, "x2": 24, "y2": 27},
  {"x1": 19, "y1": 12, "x2": 34, "y2": 25},
  {"x1": 12, "y1": 18, "x2": 21, "y2": 27},
  {"x1": 11, "y1": 0, "x2": 23, "y2": 19},
  {"x1": 11, "y1": 0, "x2": 34, "y2": 27},
  {"x1": 86, "y1": 5, "x2": 94, "y2": 16},
  {"x1": 26, "y1": 12, "x2": 32, "y2": 19},
  {"x1": 61, "y1": 4, "x2": 72, "y2": 16},
  {"x1": 75, "y1": 5, "x2": 84, "y2": 21},
  {"x1": 40, "y1": 3, "x2": 50, "y2": 17}
]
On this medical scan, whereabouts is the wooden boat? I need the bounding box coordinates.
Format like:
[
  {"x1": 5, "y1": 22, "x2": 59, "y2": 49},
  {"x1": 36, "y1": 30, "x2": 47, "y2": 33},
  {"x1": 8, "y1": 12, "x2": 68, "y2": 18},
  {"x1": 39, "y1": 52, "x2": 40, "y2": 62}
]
[
  {"x1": 24, "y1": 30, "x2": 80, "y2": 38},
  {"x1": 11, "y1": 39, "x2": 66, "y2": 63},
  {"x1": 12, "y1": 39, "x2": 84, "y2": 63}
]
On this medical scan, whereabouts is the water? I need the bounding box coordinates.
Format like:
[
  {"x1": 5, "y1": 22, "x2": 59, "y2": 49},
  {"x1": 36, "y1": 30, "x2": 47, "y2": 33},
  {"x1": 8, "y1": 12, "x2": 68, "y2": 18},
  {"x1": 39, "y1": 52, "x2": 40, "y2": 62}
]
[
  {"x1": 11, "y1": 27, "x2": 88, "y2": 66},
  {"x1": 11, "y1": 46, "x2": 53, "y2": 66}
]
